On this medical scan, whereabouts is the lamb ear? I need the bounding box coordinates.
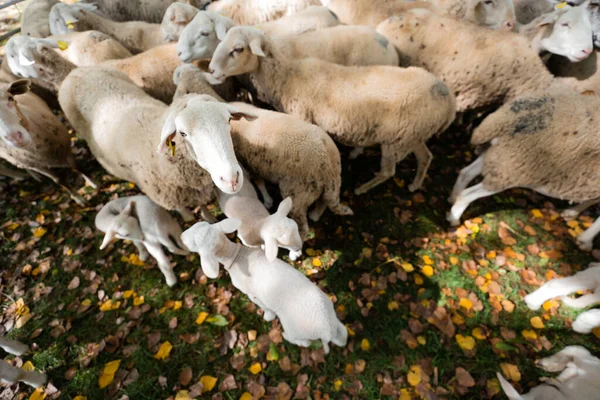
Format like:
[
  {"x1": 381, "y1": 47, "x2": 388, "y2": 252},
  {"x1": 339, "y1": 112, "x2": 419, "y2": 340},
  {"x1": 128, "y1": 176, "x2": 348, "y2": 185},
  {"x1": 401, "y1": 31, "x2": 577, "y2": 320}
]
[
  {"x1": 225, "y1": 104, "x2": 258, "y2": 121},
  {"x1": 158, "y1": 102, "x2": 187, "y2": 153},
  {"x1": 217, "y1": 218, "x2": 241, "y2": 234},
  {"x1": 122, "y1": 200, "x2": 137, "y2": 218},
  {"x1": 496, "y1": 373, "x2": 524, "y2": 400},
  {"x1": 264, "y1": 236, "x2": 278, "y2": 262},
  {"x1": 200, "y1": 253, "x2": 220, "y2": 278},
  {"x1": 276, "y1": 197, "x2": 293, "y2": 217},
  {"x1": 249, "y1": 34, "x2": 266, "y2": 57},
  {"x1": 8, "y1": 80, "x2": 31, "y2": 96},
  {"x1": 100, "y1": 227, "x2": 117, "y2": 250},
  {"x1": 214, "y1": 15, "x2": 234, "y2": 41},
  {"x1": 18, "y1": 51, "x2": 35, "y2": 67},
  {"x1": 536, "y1": 10, "x2": 561, "y2": 27}
]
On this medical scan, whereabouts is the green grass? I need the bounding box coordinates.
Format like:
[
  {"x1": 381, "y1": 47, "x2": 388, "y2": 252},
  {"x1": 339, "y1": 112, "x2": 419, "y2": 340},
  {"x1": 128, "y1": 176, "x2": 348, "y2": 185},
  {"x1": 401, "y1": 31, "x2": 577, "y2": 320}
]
[{"x1": 1, "y1": 126, "x2": 599, "y2": 400}]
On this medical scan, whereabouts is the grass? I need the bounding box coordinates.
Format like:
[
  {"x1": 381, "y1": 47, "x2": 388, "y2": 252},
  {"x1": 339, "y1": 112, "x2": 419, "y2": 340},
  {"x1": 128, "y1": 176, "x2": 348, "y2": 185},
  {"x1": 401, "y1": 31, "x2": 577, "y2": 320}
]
[{"x1": 1, "y1": 124, "x2": 599, "y2": 400}]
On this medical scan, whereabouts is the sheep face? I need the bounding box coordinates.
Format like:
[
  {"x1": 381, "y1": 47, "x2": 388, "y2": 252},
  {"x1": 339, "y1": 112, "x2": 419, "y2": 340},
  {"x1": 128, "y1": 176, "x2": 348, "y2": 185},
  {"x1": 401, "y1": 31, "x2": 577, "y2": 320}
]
[
  {"x1": 158, "y1": 95, "x2": 257, "y2": 194},
  {"x1": 162, "y1": 3, "x2": 199, "y2": 42},
  {"x1": 176, "y1": 11, "x2": 235, "y2": 62},
  {"x1": 540, "y1": 5, "x2": 593, "y2": 62},
  {"x1": 99, "y1": 201, "x2": 144, "y2": 250},
  {"x1": 208, "y1": 27, "x2": 265, "y2": 84},
  {"x1": 0, "y1": 80, "x2": 33, "y2": 148},
  {"x1": 181, "y1": 218, "x2": 241, "y2": 278},
  {"x1": 261, "y1": 197, "x2": 303, "y2": 262},
  {"x1": 466, "y1": 0, "x2": 516, "y2": 31},
  {"x1": 5, "y1": 36, "x2": 62, "y2": 81}
]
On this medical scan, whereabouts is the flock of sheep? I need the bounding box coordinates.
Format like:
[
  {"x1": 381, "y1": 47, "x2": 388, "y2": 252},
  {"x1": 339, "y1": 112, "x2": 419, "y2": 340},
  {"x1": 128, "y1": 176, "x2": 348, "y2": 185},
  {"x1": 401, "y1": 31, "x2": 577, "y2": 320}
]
[{"x1": 2, "y1": 0, "x2": 600, "y2": 397}]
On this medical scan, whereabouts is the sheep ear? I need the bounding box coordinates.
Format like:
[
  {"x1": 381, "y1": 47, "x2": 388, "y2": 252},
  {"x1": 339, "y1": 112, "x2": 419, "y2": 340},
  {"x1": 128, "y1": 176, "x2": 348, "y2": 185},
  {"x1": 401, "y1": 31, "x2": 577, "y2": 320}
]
[
  {"x1": 122, "y1": 200, "x2": 137, "y2": 219},
  {"x1": 100, "y1": 227, "x2": 117, "y2": 250},
  {"x1": 158, "y1": 102, "x2": 187, "y2": 153},
  {"x1": 200, "y1": 253, "x2": 220, "y2": 278},
  {"x1": 536, "y1": 10, "x2": 560, "y2": 27},
  {"x1": 496, "y1": 373, "x2": 524, "y2": 400},
  {"x1": 276, "y1": 197, "x2": 293, "y2": 217},
  {"x1": 8, "y1": 80, "x2": 31, "y2": 96},
  {"x1": 264, "y1": 236, "x2": 278, "y2": 262},
  {"x1": 214, "y1": 15, "x2": 233, "y2": 41},
  {"x1": 18, "y1": 51, "x2": 35, "y2": 67},
  {"x1": 217, "y1": 218, "x2": 241, "y2": 234},
  {"x1": 225, "y1": 104, "x2": 258, "y2": 121},
  {"x1": 194, "y1": 59, "x2": 211, "y2": 72},
  {"x1": 249, "y1": 34, "x2": 266, "y2": 57}
]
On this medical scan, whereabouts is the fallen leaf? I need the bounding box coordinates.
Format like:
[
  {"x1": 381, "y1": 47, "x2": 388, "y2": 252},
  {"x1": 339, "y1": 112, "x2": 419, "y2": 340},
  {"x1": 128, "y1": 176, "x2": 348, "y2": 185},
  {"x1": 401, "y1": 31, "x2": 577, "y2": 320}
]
[
  {"x1": 239, "y1": 393, "x2": 252, "y2": 400},
  {"x1": 422, "y1": 265, "x2": 434, "y2": 277},
  {"x1": 500, "y1": 363, "x2": 521, "y2": 382},
  {"x1": 455, "y1": 334, "x2": 476, "y2": 351},
  {"x1": 175, "y1": 391, "x2": 191, "y2": 400},
  {"x1": 98, "y1": 360, "x2": 121, "y2": 389},
  {"x1": 401, "y1": 263, "x2": 415, "y2": 272},
  {"x1": 33, "y1": 227, "x2": 47, "y2": 238},
  {"x1": 199, "y1": 376, "x2": 217, "y2": 393},
  {"x1": 521, "y1": 330, "x2": 538, "y2": 341},
  {"x1": 456, "y1": 367, "x2": 475, "y2": 387},
  {"x1": 29, "y1": 388, "x2": 46, "y2": 400},
  {"x1": 196, "y1": 312, "x2": 209, "y2": 325},
  {"x1": 360, "y1": 339, "x2": 370, "y2": 351},
  {"x1": 407, "y1": 365, "x2": 422, "y2": 386},
  {"x1": 154, "y1": 341, "x2": 173, "y2": 360},
  {"x1": 530, "y1": 316, "x2": 545, "y2": 329},
  {"x1": 248, "y1": 362, "x2": 262, "y2": 375},
  {"x1": 459, "y1": 298, "x2": 473, "y2": 311}
]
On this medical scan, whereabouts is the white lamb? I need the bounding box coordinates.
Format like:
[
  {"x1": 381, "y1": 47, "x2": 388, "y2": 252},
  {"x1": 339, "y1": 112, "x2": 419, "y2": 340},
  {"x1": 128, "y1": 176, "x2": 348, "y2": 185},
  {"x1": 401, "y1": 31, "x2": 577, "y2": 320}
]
[
  {"x1": 218, "y1": 172, "x2": 303, "y2": 261},
  {"x1": 208, "y1": 27, "x2": 456, "y2": 194},
  {"x1": 572, "y1": 309, "x2": 600, "y2": 333},
  {"x1": 21, "y1": 0, "x2": 58, "y2": 38},
  {"x1": 497, "y1": 346, "x2": 600, "y2": 399},
  {"x1": 181, "y1": 218, "x2": 348, "y2": 354},
  {"x1": 0, "y1": 336, "x2": 46, "y2": 388},
  {"x1": 162, "y1": 2, "x2": 200, "y2": 41},
  {"x1": 96, "y1": 195, "x2": 189, "y2": 286},
  {"x1": 207, "y1": 0, "x2": 321, "y2": 25}
]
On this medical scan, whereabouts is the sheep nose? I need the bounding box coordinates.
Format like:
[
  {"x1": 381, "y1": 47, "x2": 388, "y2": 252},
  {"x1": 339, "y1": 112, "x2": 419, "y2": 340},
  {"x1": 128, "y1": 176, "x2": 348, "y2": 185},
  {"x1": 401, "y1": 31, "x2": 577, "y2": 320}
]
[
  {"x1": 582, "y1": 48, "x2": 592, "y2": 55},
  {"x1": 6, "y1": 130, "x2": 31, "y2": 147},
  {"x1": 208, "y1": 68, "x2": 215, "y2": 74},
  {"x1": 229, "y1": 171, "x2": 240, "y2": 191},
  {"x1": 504, "y1": 20, "x2": 515, "y2": 30}
]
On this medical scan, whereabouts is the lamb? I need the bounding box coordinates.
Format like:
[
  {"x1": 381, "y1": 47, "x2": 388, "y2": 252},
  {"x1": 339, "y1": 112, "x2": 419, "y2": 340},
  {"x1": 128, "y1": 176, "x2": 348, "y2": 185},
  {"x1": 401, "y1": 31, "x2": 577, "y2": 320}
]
[
  {"x1": 208, "y1": 27, "x2": 456, "y2": 195},
  {"x1": 218, "y1": 174, "x2": 303, "y2": 261},
  {"x1": 206, "y1": 0, "x2": 321, "y2": 25},
  {"x1": 162, "y1": 2, "x2": 200, "y2": 41},
  {"x1": 96, "y1": 195, "x2": 189, "y2": 286},
  {"x1": 21, "y1": 0, "x2": 58, "y2": 38},
  {"x1": 0, "y1": 79, "x2": 95, "y2": 205},
  {"x1": 181, "y1": 218, "x2": 348, "y2": 354},
  {"x1": 79, "y1": 0, "x2": 210, "y2": 23},
  {"x1": 58, "y1": 67, "x2": 254, "y2": 223},
  {"x1": 319, "y1": 0, "x2": 437, "y2": 27},
  {"x1": 427, "y1": 0, "x2": 517, "y2": 30},
  {"x1": 497, "y1": 346, "x2": 600, "y2": 399},
  {"x1": 376, "y1": 9, "x2": 593, "y2": 112},
  {"x1": 447, "y1": 91, "x2": 600, "y2": 252},
  {"x1": 174, "y1": 65, "x2": 353, "y2": 236},
  {"x1": 0, "y1": 336, "x2": 46, "y2": 388}
]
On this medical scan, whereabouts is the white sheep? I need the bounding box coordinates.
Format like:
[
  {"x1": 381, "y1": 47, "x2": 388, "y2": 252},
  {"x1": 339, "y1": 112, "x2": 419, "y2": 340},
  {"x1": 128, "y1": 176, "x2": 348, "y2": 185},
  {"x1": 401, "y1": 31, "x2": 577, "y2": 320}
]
[
  {"x1": 319, "y1": 0, "x2": 437, "y2": 27},
  {"x1": 256, "y1": 6, "x2": 341, "y2": 35},
  {"x1": 572, "y1": 309, "x2": 600, "y2": 333},
  {"x1": 58, "y1": 67, "x2": 255, "y2": 222},
  {"x1": 208, "y1": 27, "x2": 456, "y2": 195},
  {"x1": 514, "y1": 0, "x2": 555, "y2": 24},
  {"x1": 172, "y1": 63, "x2": 239, "y2": 101},
  {"x1": 162, "y1": 2, "x2": 200, "y2": 41},
  {"x1": 0, "y1": 336, "x2": 46, "y2": 388},
  {"x1": 96, "y1": 195, "x2": 189, "y2": 286},
  {"x1": 21, "y1": 0, "x2": 58, "y2": 38},
  {"x1": 181, "y1": 218, "x2": 348, "y2": 354},
  {"x1": 497, "y1": 345, "x2": 600, "y2": 399},
  {"x1": 428, "y1": 0, "x2": 517, "y2": 30},
  {"x1": 587, "y1": 0, "x2": 600, "y2": 47},
  {"x1": 447, "y1": 90, "x2": 600, "y2": 252},
  {"x1": 79, "y1": 0, "x2": 210, "y2": 23},
  {"x1": 0, "y1": 79, "x2": 95, "y2": 205},
  {"x1": 218, "y1": 173, "x2": 303, "y2": 261},
  {"x1": 173, "y1": 65, "x2": 353, "y2": 237},
  {"x1": 207, "y1": 0, "x2": 321, "y2": 25}
]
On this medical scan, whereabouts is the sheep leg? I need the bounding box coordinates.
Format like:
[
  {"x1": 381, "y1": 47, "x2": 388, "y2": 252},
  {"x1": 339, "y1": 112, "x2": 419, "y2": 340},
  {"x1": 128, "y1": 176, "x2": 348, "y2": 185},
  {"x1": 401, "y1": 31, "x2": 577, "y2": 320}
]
[
  {"x1": 577, "y1": 216, "x2": 600, "y2": 251},
  {"x1": 144, "y1": 243, "x2": 177, "y2": 287},
  {"x1": 354, "y1": 145, "x2": 407, "y2": 195},
  {"x1": 562, "y1": 198, "x2": 600, "y2": 220},
  {"x1": 254, "y1": 178, "x2": 273, "y2": 209},
  {"x1": 78, "y1": 170, "x2": 98, "y2": 189},
  {"x1": 250, "y1": 296, "x2": 276, "y2": 321},
  {"x1": 133, "y1": 241, "x2": 150, "y2": 262},
  {"x1": 447, "y1": 183, "x2": 500, "y2": 226},
  {"x1": 308, "y1": 199, "x2": 328, "y2": 222},
  {"x1": 0, "y1": 336, "x2": 29, "y2": 356},
  {"x1": 537, "y1": 346, "x2": 591, "y2": 372},
  {"x1": 177, "y1": 207, "x2": 196, "y2": 222},
  {"x1": 200, "y1": 205, "x2": 217, "y2": 223},
  {"x1": 349, "y1": 147, "x2": 364, "y2": 160},
  {"x1": 449, "y1": 155, "x2": 484, "y2": 204},
  {"x1": 279, "y1": 183, "x2": 313, "y2": 239},
  {"x1": 27, "y1": 170, "x2": 43, "y2": 182},
  {"x1": 0, "y1": 360, "x2": 46, "y2": 388},
  {"x1": 561, "y1": 290, "x2": 600, "y2": 309},
  {"x1": 0, "y1": 165, "x2": 27, "y2": 180},
  {"x1": 408, "y1": 142, "x2": 433, "y2": 192},
  {"x1": 572, "y1": 309, "x2": 600, "y2": 333},
  {"x1": 33, "y1": 167, "x2": 86, "y2": 206},
  {"x1": 525, "y1": 275, "x2": 597, "y2": 310}
]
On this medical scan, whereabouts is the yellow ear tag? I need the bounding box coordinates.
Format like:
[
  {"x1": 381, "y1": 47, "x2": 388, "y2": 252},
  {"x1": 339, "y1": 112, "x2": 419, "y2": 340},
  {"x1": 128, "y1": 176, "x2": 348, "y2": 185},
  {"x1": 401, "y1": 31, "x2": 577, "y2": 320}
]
[
  {"x1": 556, "y1": 2, "x2": 567, "y2": 9},
  {"x1": 66, "y1": 20, "x2": 75, "y2": 29},
  {"x1": 167, "y1": 139, "x2": 176, "y2": 157},
  {"x1": 57, "y1": 41, "x2": 69, "y2": 51},
  {"x1": 255, "y1": 25, "x2": 262, "y2": 30}
]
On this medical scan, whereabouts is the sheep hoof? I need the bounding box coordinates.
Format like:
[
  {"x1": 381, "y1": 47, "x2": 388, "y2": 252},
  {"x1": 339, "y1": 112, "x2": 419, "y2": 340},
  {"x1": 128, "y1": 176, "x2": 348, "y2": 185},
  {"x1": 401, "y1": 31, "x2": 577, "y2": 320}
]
[
  {"x1": 338, "y1": 205, "x2": 354, "y2": 216},
  {"x1": 263, "y1": 198, "x2": 273, "y2": 209},
  {"x1": 354, "y1": 186, "x2": 368, "y2": 196},
  {"x1": 165, "y1": 276, "x2": 177, "y2": 287},
  {"x1": 349, "y1": 147, "x2": 364, "y2": 160},
  {"x1": 308, "y1": 209, "x2": 321, "y2": 222},
  {"x1": 408, "y1": 183, "x2": 421, "y2": 192},
  {"x1": 288, "y1": 250, "x2": 302, "y2": 261},
  {"x1": 561, "y1": 209, "x2": 579, "y2": 221},
  {"x1": 139, "y1": 252, "x2": 150, "y2": 262},
  {"x1": 578, "y1": 239, "x2": 593, "y2": 252},
  {"x1": 446, "y1": 213, "x2": 460, "y2": 227},
  {"x1": 448, "y1": 194, "x2": 457, "y2": 204},
  {"x1": 263, "y1": 311, "x2": 276, "y2": 321}
]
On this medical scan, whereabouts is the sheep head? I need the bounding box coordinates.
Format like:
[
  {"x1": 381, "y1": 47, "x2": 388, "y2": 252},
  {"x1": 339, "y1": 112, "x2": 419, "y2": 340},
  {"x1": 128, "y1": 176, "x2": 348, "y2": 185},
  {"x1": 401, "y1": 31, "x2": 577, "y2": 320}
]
[
  {"x1": 162, "y1": 2, "x2": 200, "y2": 42},
  {"x1": 5, "y1": 36, "x2": 67, "y2": 81},
  {"x1": 465, "y1": 0, "x2": 516, "y2": 31},
  {"x1": 0, "y1": 80, "x2": 33, "y2": 148},
  {"x1": 181, "y1": 218, "x2": 241, "y2": 279},
  {"x1": 537, "y1": 4, "x2": 593, "y2": 62},
  {"x1": 49, "y1": 3, "x2": 97, "y2": 35},
  {"x1": 100, "y1": 201, "x2": 144, "y2": 250},
  {"x1": 176, "y1": 11, "x2": 235, "y2": 62},
  {"x1": 208, "y1": 26, "x2": 266, "y2": 84},
  {"x1": 261, "y1": 197, "x2": 303, "y2": 262},
  {"x1": 157, "y1": 94, "x2": 257, "y2": 194}
]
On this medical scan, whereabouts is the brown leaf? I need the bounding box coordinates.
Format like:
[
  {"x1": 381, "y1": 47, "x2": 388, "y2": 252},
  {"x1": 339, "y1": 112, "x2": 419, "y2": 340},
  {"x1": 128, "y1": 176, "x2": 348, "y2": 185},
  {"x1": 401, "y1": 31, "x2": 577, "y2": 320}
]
[
  {"x1": 455, "y1": 367, "x2": 475, "y2": 387},
  {"x1": 179, "y1": 367, "x2": 193, "y2": 386},
  {"x1": 147, "y1": 332, "x2": 161, "y2": 350},
  {"x1": 219, "y1": 374, "x2": 237, "y2": 392},
  {"x1": 498, "y1": 226, "x2": 517, "y2": 245},
  {"x1": 67, "y1": 276, "x2": 80, "y2": 290}
]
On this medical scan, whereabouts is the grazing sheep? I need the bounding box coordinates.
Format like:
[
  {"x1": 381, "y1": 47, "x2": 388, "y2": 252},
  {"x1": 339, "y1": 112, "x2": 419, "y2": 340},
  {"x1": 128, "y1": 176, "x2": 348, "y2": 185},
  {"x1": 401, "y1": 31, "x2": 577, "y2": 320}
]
[
  {"x1": 0, "y1": 336, "x2": 46, "y2": 388},
  {"x1": 162, "y1": 2, "x2": 200, "y2": 41},
  {"x1": 21, "y1": 0, "x2": 58, "y2": 38},
  {"x1": 428, "y1": 0, "x2": 517, "y2": 30},
  {"x1": 497, "y1": 346, "x2": 600, "y2": 399},
  {"x1": 218, "y1": 174, "x2": 303, "y2": 261},
  {"x1": 96, "y1": 195, "x2": 189, "y2": 286},
  {"x1": 572, "y1": 309, "x2": 600, "y2": 333},
  {"x1": 0, "y1": 79, "x2": 94, "y2": 205},
  {"x1": 173, "y1": 65, "x2": 352, "y2": 236},
  {"x1": 514, "y1": 0, "x2": 554, "y2": 24},
  {"x1": 447, "y1": 91, "x2": 600, "y2": 252},
  {"x1": 208, "y1": 27, "x2": 456, "y2": 194},
  {"x1": 59, "y1": 67, "x2": 254, "y2": 218},
  {"x1": 319, "y1": 0, "x2": 436, "y2": 27},
  {"x1": 80, "y1": 0, "x2": 210, "y2": 23},
  {"x1": 207, "y1": 0, "x2": 321, "y2": 25},
  {"x1": 181, "y1": 219, "x2": 348, "y2": 354},
  {"x1": 524, "y1": 263, "x2": 600, "y2": 310}
]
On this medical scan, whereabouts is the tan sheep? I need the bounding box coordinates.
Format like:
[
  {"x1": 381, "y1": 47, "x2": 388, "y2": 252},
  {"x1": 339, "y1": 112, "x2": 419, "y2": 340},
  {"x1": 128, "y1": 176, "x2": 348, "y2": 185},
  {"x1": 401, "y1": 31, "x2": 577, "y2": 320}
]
[
  {"x1": 209, "y1": 27, "x2": 456, "y2": 195},
  {"x1": 207, "y1": 0, "x2": 321, "y2": 25},
  {"x1": 162, "y1": 2, "x2": 200, "y2": 41},
  {"x1": 257, "y1": 6, "x2": 341, "y2": 35},
  {"x1": 21, "y1": 0, "x2": 58, "y2": 38},
  {"x1": 427, "y1": 0, "x2": 516, "y2": 30},
  {"x1": 79, "y1": 0, "x2": 210, "y2": 23},
  {"x1": 320, "y1": 0, "x2": 436, "y2": 27}
]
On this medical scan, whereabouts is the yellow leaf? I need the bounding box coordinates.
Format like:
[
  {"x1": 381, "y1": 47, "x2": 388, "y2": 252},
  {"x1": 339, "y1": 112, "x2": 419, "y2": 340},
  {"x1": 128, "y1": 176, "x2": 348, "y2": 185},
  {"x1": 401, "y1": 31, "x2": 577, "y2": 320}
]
[
  {"x1": 305, "y1": 248, "x2": 316, "y2": 256},
  {"x1": 455, "y1": 334, "x2": 476, "y2": 350},
  {"x1": 81, "y1": 299, "x2": 92, "y2": 306},
  {"x1": 154, "y1": 341, "x2": 173, "y2": 360},
  {"x1": 531, "y1": 209, "x2": 543, "y2": 218},
  {"x1": 175, "y1": 391, "x2": 191, "y2": 400},
  {"x1": 401, "y1": 263, "x2": 414, "y2": 272},
  {"x1": 98, "y1": 360, "x2": 121, "y2": 389},
  {"x1": 133, "y1": 296, "x2": 144, "y2": 306},
  {"x1": 472, "y1": 327, "x2": 486, "y2": 340},
  {"x1": 449, "y1": 256, "x2": 459, "y2": 265},
  {"x1": 123, "y1": 290, "x2": 135, "y2": 299},
  {"x1": 388, "y1": 301, "x2": 399, "y2": 311},
  {"x1": 29, "y1": 387, "x2": 46, "y2": 400},
  {"x1": 500, "y1": 363, "x2": 521, "y2": 382},
  {"x1": 530, "y1": 316, "x2": 545, "y2": 329},
  {"x1": 417, "y1": 336, "x2": 426, "y2": 345},
  {"x1": 57, "y1": 40, "x2": 69, "y2": 50},
  {"x1": 173, "y1": 301, "x2": 182, "y2": 311},
  {"x1": 414, "y1": 274, "x2": 424, "y2": 285},
  {"x1": 422, "y1": 255, "x2": 434, "y2": 265},
  {"x1": 73, "y1": 396, "x2": 87, "y2": 400},
  {"x1": 459, "y1": 298, "x2": 473, "y2": 311},
  {"x1": 33, "y1": 227, "x2": 47, "y2": 238},
  {"x1": 22, "y1": 361, "x2": 35, "y2": 371},
  {"x1": 346, "y1": 324, "x2": 356, "y2": 336},
  {"x1": 127, "y1": 254, "x2": 145, "y2": 266},
  {"x1": 543, "y1": 300, "x2": 560, "y2": 311},
  {"x1": 593, "y1": 327, "x2": 600, "y2": 340},
  {"x1": 487, "y1": 379, "x2": 501, "y2": 397},
  {"x1": 196, "y1": 311, "x2": 209, "y2": 325},
  {"x1": 521, "y1": 329, "x2": 537, "y2": 340},
  {"x1": 6, "y1": 222, "x2": 19, "y2": 230},
  {"x1": 200, "y1": 375, "x2": 217, "y2": 393},
  {"x1": 239, "y1": 393, "x2": 253, "y2": 400},
  {"x1": 399, "y1": 388, "x2": 412, "y2": 400},
  {"x1": 360, "y1": 338, "x2": 370, "y2": 351},
  {"x1": 312, "y1": 258, "x2": 322, "y2": 267},
  {"x1": 422, "y1": 265, "x2": 434, "y2": 277},
  {"x1": 248, "y1": 362, "x2": 262, "y2": 375},
  {"x1": 99, "y1": 300, "x2": 121, "y2": 312},
  {"x1": 407, "y1": 365, "x2": 422, "y2": 386},
  {"x1": 334, "y1": 379, "x2": 342, "y2": 391},
  {"x1": 451, "y1": 313, "x2": 465, "y2": 325}
]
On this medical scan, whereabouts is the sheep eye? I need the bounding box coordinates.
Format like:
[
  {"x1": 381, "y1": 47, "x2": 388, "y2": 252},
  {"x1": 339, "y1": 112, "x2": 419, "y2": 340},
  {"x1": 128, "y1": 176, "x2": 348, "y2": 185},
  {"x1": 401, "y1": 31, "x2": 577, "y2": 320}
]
[
  {"x1": 483, "y1": 0, "x2": 493, "y2": 4},
  {"x1": 180, "y1": 131, "x2": 187, "y2": 137},
  {"x1": 200, "y1": 31, "x2": 210, "y2": 37},
  {"x1": 561, "y1": 22, "x2": 570, "y2": 27},
  {"x1": 7, "y1": 96, "x2": 14, "y2": 102}
]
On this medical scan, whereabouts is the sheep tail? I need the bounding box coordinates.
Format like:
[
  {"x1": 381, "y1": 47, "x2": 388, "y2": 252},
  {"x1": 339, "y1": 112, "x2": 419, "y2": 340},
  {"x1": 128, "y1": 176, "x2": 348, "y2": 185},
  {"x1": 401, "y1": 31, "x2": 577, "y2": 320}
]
[{"x1": 323, "y1": 176, "x2": 353, "y2": 216}]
